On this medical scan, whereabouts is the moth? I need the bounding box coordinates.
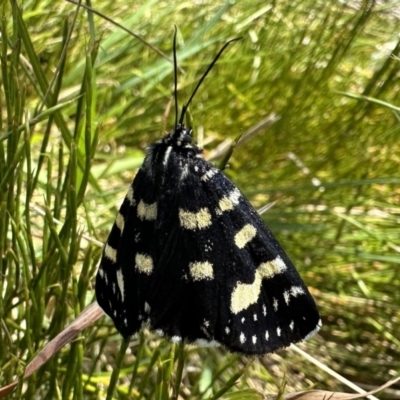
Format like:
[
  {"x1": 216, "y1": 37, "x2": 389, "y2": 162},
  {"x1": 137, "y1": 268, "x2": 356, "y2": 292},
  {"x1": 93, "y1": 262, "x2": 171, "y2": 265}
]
[{"x1": 96, "y1": 35, "x2": 321, "y2": 355}]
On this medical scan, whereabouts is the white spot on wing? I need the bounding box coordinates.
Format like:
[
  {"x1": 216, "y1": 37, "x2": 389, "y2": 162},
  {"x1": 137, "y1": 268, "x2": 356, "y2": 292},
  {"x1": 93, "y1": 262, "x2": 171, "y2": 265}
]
[
  {"x1": 259, "y1": 256, "x2": 287, "y2": 278},
  {"x1": 241, "y1": 317, "x2": 245, "y2": 323},
  {"x1": 115, "y1": 212, "x2": 125, "y2": 234},
  {"x1": 240, "y1": 332, "x2": 246, "y2": 343},
  {"x1": 304, "y1": 319, "x2": 322, "y2": 340},
  {"x1": 116, "y1": 269, "x2": 125, "y2": 302},
  {"x1": 179, "y1": 208, "x2": 211, "y2": 230},
  {"x1": 230, "y1": 256, "x2": 287, "y2": 314},
  {"x1": 126, "y1": 186, "x2": 134, "y2": 204},
  {"x1": 171, "y1": 336, "x2": 182, "y2": 343},
  {"x1": 253, "y1": 314, "x2": 257, "y2": 321},
  {"x1": 104, "y1": 244, "x2": 117, "y2": 263},
  {"x1": 252, "y1": 335, "x2": 257, "y2": 344},
  {"x1": 263, "y1": 304, "x2": 267, "y2": 316},
  {"x1": 144, "y1": 302, "x2": 151, "y2": 314},
  {"x1": 135, "y1": 253, "x2": 154, "y2": 274},
  {"x1": 225, "y1": 327, "x2": 230, "y2": 334},
  {"x1": 265, "y1": 330, "x2": 269, "y2": 340},
  {"x1": 217, "y1": 188, "x2": 241, "y2": 214},
  {"x1": 189, "y1": 261, "x2": 214, "y2": 281},
  {"x1": 234, "y1": 224, "x2": 257, "y2": 248},
  {"x1": 277, "y1": 327, "x2": 281, "y2": 336},
  {"x1": 137, "y1": 200, "x2": 157, "y2": 221},
  {"x1": 273, "y1": 298, "x2": 279, "y2": 311},
  {"x1": 201, "y1": 168, "x2": 217, "y2": 181},
  {"x1": 283, "y1": 290, "x2": 290, "y2": 305},
  {"x1": 290, "y1": 286, "x2": 306, "y2": 297},
  {"x1": 290, "y1": 321, "x2": 294, "y2": 330}
]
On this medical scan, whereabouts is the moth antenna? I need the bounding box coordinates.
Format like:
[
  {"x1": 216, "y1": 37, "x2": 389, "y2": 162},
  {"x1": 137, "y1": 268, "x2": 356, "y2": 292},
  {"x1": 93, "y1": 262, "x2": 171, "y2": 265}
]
[
  {"x1": 178, "y1": 37, "x2": 241, "y2": 126},
  {"x1": 173, "y1": 26, "x2": 179, "y2": 130}
]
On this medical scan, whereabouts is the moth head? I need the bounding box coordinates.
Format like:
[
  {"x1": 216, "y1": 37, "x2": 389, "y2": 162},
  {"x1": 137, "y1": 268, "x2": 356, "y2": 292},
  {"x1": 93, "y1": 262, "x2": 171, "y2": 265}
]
[{"x1": 165, "y1": 122, "x2": 193, "y2": 147}]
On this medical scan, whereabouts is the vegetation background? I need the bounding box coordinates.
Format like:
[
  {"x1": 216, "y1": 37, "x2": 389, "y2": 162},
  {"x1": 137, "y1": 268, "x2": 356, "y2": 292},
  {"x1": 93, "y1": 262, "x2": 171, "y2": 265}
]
[{"x1": 1, "y1": 0, "x2": 399, "y2": 398}]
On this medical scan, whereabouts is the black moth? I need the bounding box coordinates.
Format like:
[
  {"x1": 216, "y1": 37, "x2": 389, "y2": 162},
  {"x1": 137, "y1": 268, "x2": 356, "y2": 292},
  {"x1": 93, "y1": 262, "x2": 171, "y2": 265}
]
[{"x1": 96, "y1": 35, "x2": 321, "y2": 355}]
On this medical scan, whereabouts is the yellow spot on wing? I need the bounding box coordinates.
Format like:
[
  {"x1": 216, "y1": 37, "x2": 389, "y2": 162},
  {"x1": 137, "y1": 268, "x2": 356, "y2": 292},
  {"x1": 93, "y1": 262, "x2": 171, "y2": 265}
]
[
  {"x1": 137, "y1": 200, "x2": 157, "y2": 221},
  {"x1": 179, "y1": 208, "x2": 211, "y2": 230},
  {"x1": 135, "y1": 253, "x2": 154, "y2": 274},
  {"x1": 230, "y1": 256, "x2": 288, "y2": 314},
  {"x1": 234, "y1": 224, "x2": 257, "y2": 248},
  {"x1": 105, "y1": 244, "x2": 117, "y2": 263},
  {"x1": 217, "y1": 188, "x2": 241, "y2": 213},
  {"x1": 189, "y1": 261, "x2": 214, "y2": 281},
  {"x1": 115, "y1": 213, "x2": 125, "y2": 233},
  {"x1": 258, "y1": 256, "x2": 287, "y2": 278},
  {"x1": 126, "y1": 186, "x2": 134, "y2": 204}
]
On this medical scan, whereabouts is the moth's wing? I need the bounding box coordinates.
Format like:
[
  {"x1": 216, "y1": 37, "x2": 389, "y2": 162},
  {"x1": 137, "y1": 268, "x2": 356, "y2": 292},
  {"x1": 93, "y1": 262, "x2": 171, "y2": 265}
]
[
  {"x1": 95, "y1": 167, "x2": 157, "y2": 338},
  {"x1": 147, "y1": 159, "x2": 321, "y2": 355}
]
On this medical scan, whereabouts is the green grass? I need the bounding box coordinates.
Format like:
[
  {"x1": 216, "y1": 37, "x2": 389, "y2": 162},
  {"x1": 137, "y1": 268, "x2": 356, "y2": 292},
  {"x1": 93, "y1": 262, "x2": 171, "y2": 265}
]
[{"x1": 1, "y1": 0, "x2": 400, "y2": 398}]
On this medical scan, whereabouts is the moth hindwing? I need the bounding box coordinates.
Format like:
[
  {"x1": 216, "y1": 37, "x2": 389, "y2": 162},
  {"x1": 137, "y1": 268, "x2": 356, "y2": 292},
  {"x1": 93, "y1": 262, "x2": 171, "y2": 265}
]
[{"x1": 95, "y1": 38, "x2": 321, "y2": 356}]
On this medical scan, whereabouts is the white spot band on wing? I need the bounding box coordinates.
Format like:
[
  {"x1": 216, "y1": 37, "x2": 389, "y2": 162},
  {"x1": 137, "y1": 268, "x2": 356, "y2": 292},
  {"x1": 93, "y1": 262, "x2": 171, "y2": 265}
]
[
  {"x1": 137, "y1": 200, "x2": 157, "y2": 221},
  {"x1": 179, "y1": 208, "x2": 211, "y2": 230},
  {"x1": 217, "y1": 188, "x2": 241, "y2": 214},
  {"x1": 201, "y1": 168, "x2": 217, "y2": 181},
  {"x1": 189, "y1": 261, "x2": 214, "y2": 281},
  {"x1": 135, "y1": 253, "x2": 154, "y2": 275},
  {"x1": 230, "y1": 256, "x2": 288, "y2": 314},
  {"x1": 234, "y1": 224, "x2": 257, "y2": 248},
  {"x1": 104, "y1": 244, "x2": 117, "y2": 263}
]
